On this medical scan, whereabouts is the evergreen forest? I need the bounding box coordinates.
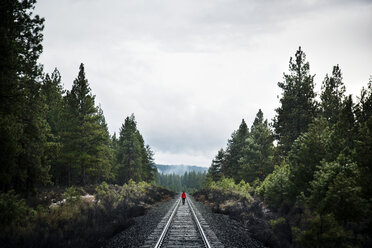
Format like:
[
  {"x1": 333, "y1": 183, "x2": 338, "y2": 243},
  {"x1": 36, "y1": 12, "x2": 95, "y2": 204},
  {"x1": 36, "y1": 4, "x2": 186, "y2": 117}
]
[
  {"x1": 205, "y1": 47, "x2": 372, "y2": 246},
  {"x1": 0, "y1": 2, "x2": 162, "y2": 246},
  {"x1": 154, "y1": 171, "x2": 206, "y2": 192},
  {"x1": 0, "y1": 1, "x2": 156, "y2": 194}
]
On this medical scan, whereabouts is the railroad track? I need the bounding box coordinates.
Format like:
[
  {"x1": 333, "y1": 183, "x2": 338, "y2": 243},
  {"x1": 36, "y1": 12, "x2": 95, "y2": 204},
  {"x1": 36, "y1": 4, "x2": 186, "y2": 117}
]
[{"x1": 142, "y1": 195, "x2": 223, "y2": 248}]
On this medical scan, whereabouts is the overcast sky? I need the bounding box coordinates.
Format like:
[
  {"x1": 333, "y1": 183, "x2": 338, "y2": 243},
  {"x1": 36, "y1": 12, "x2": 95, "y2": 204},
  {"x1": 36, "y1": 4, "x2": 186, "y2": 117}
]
[{"x1": 35, "y1": 0, "x2": 372, "y2": 167}]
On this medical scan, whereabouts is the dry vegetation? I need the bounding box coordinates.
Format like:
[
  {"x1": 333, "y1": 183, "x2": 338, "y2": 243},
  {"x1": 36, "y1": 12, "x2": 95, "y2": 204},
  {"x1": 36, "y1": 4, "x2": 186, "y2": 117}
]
[{"x1": 0, "y1": 181, "x2": 174, "y2": 248}]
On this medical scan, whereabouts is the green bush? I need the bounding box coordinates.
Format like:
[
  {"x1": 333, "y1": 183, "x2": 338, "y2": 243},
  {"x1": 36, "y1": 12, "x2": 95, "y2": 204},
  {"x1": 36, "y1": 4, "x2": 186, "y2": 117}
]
[
  {"x1": 309, "y1": 154, "x2": 365, "y2": 223},
  {"x1": 95, "y1": 181, "x2": 109, "y2": 197},
  {"x1": 0, "y1": 190, "x2": 37, "y2": 247},
  {"x1": 269, "y1": 217, "x2": 286, "y2": 229},
  {"x1": 0, "y1": 190, "x2": 35, "y2": 230},
  {"x1": 257, "y1": 163, "x2": 292, "y2": 211},
  {"x1": 208, "y1": 177, "x2": 253, "y2": 201},
  {"x1": 95, "y1": 182, "x2": 121, "y2": 209},
  {"x1": 62, "y1": 186, "x2": 81, "y2": 205},
  {"x1": 138, "y1": 181, "x2": 151, "y2": 192},
  {"x1": 296, "y1": 214, "x2": 354, "y2": 248}
]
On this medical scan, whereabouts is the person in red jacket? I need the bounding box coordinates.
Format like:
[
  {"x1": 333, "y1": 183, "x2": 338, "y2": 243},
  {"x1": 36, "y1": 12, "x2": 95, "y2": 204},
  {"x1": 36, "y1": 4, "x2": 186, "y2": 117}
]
[{"x1": 181, "y1": 192, "x2": 186, "y2": 205}]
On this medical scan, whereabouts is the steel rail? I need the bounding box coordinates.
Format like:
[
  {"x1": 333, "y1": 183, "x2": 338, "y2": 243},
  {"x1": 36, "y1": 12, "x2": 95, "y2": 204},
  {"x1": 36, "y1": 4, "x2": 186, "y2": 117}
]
[
  {"x1": 154, "y1": 198, "x2": 180, "y2": 248},
  {"x1": 187, "y1": 197, "x2": 212, "y2": 248}
]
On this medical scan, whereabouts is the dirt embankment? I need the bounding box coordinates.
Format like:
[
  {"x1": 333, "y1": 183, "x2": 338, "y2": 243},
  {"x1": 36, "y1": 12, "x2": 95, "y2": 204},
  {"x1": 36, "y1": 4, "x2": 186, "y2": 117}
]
[{"x1": 193, "y1": 188, "x2": 293, "y2": 248}]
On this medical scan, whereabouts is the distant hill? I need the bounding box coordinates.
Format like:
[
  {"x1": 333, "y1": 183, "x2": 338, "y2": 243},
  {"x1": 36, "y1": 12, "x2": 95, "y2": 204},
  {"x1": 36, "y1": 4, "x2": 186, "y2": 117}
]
[{"x1": 155, "y1": 164, "x2": 208, "y2": 175}]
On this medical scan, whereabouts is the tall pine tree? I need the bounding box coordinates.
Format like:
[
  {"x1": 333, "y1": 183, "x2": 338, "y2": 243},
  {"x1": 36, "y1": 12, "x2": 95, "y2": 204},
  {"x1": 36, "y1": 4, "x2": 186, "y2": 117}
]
[
  {"x1": 207, "y1": 148, "x2": 225, "y2": 182},
  {"x1": 86, "y1": 106, "x2": 113, "y2": 183},
  {"x1": 116, "y1": 114, "x2": 155, "y2": 184},
  {"x1": 0, "y1": 0, "x2": 50, "y2": 194},
  {"x1": 320, "y1": 65, "x2": 346, "y2": 126},
  {"x1": 144, "y1": 145, "x2": 157, "y2": 182},
  {"x1": 273, "y1": 47, "x2": 317, "y2": 156},
  {"x1": 222, "y1": 119, "x2": 248, "y2": 181},
  {"x1": 238, "y1": 109, "x2": 274, "y2": 182},
  {"x1": 355, "y1": 78, "x2": 372, "y2": 199},
  {"x1": 41, "y1": 68, "x2": 65, "y2": 185},
  {"x1": 61, "y1": 64, "x2": 110, "y2": 186},
  {"x1": 356, "y1": 77, "x2": 372, "y2": 123}
]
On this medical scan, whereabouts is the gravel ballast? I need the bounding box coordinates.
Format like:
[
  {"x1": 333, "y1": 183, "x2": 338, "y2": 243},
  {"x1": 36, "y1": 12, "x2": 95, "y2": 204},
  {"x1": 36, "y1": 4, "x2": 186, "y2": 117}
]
[
  {"x1": 105, "y1": 196, "x2": 178, "y2": 248},
  {"x1": 189, "y1": 195, "x2": 266, "y2": 248}
]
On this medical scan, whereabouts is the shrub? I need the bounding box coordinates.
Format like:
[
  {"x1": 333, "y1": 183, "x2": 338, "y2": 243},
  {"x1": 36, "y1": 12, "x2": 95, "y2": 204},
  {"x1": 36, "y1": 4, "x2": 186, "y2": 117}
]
[
  {"x1": 0, "y1": 182, "x2": 173, "y2": 248},
  {"x1": 95, "y1": 181, "x2": 109, "y2": 196},
  {"x1": 95, "y1": 181, "x2": 118, "y2": 208},
  {"x1": 269, "y1": 217, "x2": 286, "y2": 229},
  {"x1": 257, "y1": 163, "x2": 292, "y2": 212},
  {"x1": 62, "y1": 186, "x2": 81, "y2": 205},
  {"x1": 309, "y1": 154, "x2": 365, "y2": 223},
  {"x1": 296, "y1": 214, "x2": 354, "y2": 248},
  {"x1": 209, "y1": 177, "x2": 253, "y2": 200},
  {"x1": 0, "y1": 190, "x2": 36, "y2": 230},
  {"x1": 138, "y1": 181, "x2": 151, "y2": 192},
  {"x1": 0, "y1": 190, "x2": 37, "y2": 247}
]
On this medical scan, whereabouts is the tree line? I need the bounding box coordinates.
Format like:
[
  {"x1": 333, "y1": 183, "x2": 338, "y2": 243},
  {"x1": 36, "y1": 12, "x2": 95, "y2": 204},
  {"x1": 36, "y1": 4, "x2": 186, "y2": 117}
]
[
  {"x1": 154, "y1": 171, "x2": 206, "y2": 192},
  {"x1": 206, "y1": 47, "x2": 372, "y2": 246},
  {"x1": 0, "y1": 0, "x2": 156, "y2": 196}
]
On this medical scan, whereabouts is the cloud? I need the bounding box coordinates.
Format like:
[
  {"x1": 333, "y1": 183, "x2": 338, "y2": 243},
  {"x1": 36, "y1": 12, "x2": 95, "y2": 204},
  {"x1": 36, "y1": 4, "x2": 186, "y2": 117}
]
[{"x1": 36, "y1": 0, "x2": 372, "y2": 166}]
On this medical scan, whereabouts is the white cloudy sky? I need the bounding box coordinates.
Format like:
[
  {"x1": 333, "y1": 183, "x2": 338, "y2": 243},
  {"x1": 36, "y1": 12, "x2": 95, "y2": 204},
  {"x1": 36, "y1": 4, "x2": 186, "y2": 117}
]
[{"x1": 35, "y1": 0, "x2": 372, "y2": 167}]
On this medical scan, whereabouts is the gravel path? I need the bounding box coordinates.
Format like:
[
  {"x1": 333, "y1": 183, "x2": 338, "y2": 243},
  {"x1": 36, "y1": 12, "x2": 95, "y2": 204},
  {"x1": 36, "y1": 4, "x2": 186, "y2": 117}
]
[
  {"x1": 189, "y1": 195, "x2": 267, "y2": 248},
  {"x1": 104, "y1": 196, "x2": 178, "y2": 248}
]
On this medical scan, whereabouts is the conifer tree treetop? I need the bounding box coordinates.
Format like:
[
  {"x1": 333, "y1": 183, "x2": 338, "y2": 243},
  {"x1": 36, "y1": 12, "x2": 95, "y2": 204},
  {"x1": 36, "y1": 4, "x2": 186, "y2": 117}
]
[{"x1": 274, "y1": 46, "x2": 317, "y2": 155}]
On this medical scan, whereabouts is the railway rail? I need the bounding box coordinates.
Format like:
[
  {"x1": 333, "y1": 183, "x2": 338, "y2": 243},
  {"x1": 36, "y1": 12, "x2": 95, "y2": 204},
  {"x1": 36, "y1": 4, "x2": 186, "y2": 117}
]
[{"x1": 142, "y1": 195, "x2": 223, "y2": 248}]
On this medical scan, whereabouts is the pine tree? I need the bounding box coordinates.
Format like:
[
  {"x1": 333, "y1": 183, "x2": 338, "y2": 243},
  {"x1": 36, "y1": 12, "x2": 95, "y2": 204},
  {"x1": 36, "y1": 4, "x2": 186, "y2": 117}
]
[
  {"x1": 0, "y1": 0, "x2": 50, "y2": 194},
  {"x1": 208, "y1": 149, "x2": 225, "y2": 182},
  {"x1": 222, "y1": 119, "x2": 249, "y2": 181},
  {"x1": 155, "y1": 171, "x2": 206, "y2": 192},
  {"x1": 42, "y1": 69, "x2": 64, "y2": 136},
  {"x1": 320, "y1": 65, "x2": 346, "y2": 126},
  {"x1": 250, "y1": 109, "x2": 274, "y2": 181},
  {"x1": 41, "y1": 68, "x2": 65, "y2": 185},
  {"x1": 116, "y1": 114, "x2": 155, "y2": 184},
  {"x1": 273, "y1": 47, "x2": 317, "y2": 156},
  {"x1": 117, "y1": 114, "x2": 140, "y2": 184},
  {"x1": 309, "y1": 154, "x2": 364, "y2": 223},
  {"x1": 252, "y1": 109, "x2": 264, "y2": 130},
  {"x1": 144, "y1": 145, "x2": 157, "y2": 182},
  {"x1": 87, "y1": 106, "x2": 113, "y2": 183},
  {"x1": 239, "y1": 109, "x2": 274, "y2": 182},
  {"x1": 356, "y1": 115, "x2": 372, "y2": 200},
  {"x1": 288, "y1": 117, "x2": 331, "y2": 198},
  {"x1": 355, "y1": 80, "x2": 372, "y2": 199},
  {"x1": 61, "y1": 63, "x2": 108, "y2": 186},
  {"x1": 331, "y1": 95, "x2": 356, "y2": 155},
  {"x1": 59, "y1": 90, "x2": 78, "y2": 186},
  {"x1": 356, "y1": 77, "x2": 372, "y2": 124}
]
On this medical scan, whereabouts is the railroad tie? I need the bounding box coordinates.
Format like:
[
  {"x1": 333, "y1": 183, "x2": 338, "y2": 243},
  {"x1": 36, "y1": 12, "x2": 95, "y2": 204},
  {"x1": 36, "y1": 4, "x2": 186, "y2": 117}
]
[{"x1": 141, "y1": 195, "x2": 224, "y2": 248}]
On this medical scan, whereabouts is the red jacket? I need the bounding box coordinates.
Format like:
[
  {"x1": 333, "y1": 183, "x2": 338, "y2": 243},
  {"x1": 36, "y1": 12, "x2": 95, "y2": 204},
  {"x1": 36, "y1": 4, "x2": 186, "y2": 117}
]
[{"x1": 182, "y1": 192, "x2": 186, "y2": 199}]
